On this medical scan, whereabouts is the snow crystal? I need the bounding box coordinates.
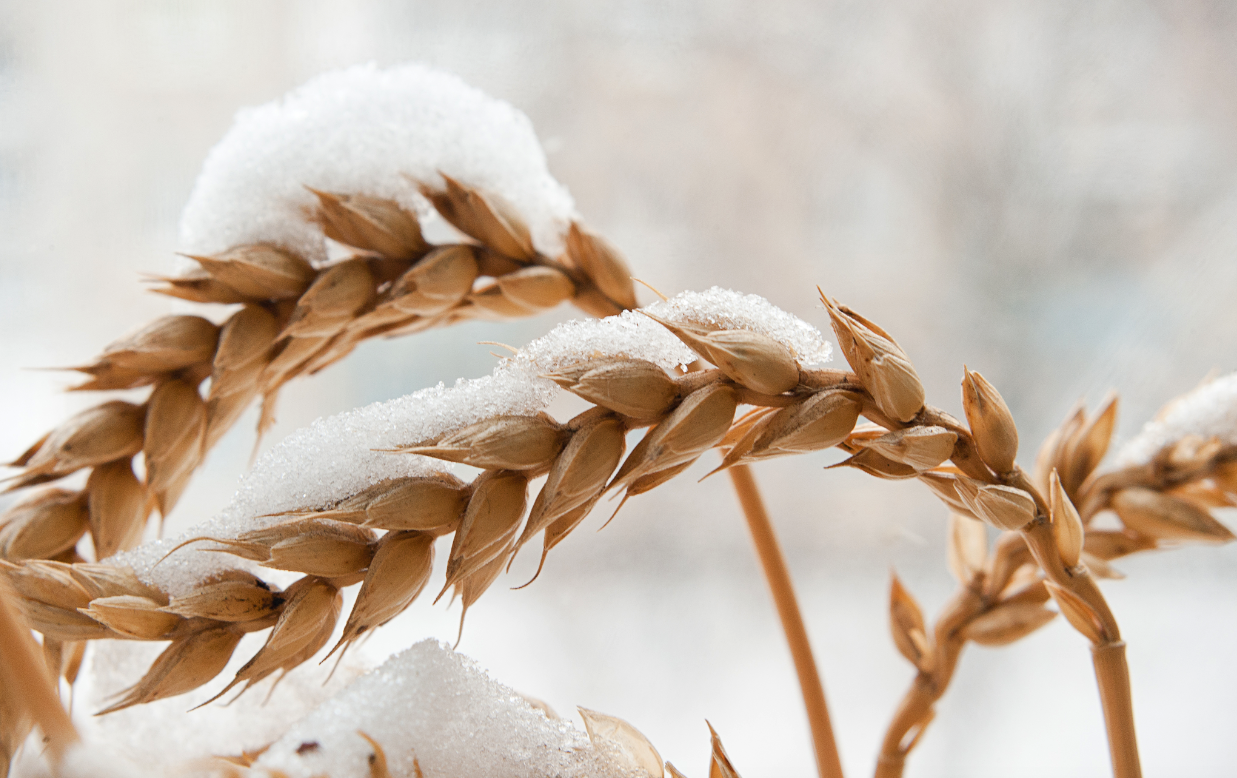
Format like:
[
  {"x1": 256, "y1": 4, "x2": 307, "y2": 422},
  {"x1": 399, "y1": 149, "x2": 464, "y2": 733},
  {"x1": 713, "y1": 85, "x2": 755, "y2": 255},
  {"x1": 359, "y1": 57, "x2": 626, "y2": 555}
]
[
  {"x1": 255, "y1": 640, "x2": 638, "y2": 778},
  {"x1": 114, "y1": 288, "x2": 830, "y2": 593},
  {"x1": 1115, "y1": 372, "x2": 1237, "y2": 465},
  {"x1": 178, "y1": 63, "x2": 576, "y2": 263}
]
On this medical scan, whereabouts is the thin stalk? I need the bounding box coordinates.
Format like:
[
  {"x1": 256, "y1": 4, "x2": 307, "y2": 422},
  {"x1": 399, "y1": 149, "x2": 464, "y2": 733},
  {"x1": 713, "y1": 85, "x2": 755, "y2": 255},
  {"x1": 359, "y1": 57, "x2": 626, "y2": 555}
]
[
  {"x1": 0, "y1": 580, "x2": 79, "y2": 763},
  {"x1": 1092, "y1": 642, "x2": 1140, "y2": 778},
  {"x1": 727, "y1": 463, "x2": 844, "y2": 778}
]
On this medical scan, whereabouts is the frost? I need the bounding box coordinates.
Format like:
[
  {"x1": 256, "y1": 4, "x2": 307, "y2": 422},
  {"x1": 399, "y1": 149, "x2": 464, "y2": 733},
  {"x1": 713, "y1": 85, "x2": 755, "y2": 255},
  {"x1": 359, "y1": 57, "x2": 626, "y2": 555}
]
[
  {"x1": 113, "y1": 288, "x2": 830, "y2": 593},
  {"x1": 254, "y1": 640, "x2": 638, "y2": 778},
  {"x1": 1115, "y1": 372, "x2": 1237, "y2": 465},
  {"x1": 178, "y1": 63, "x2": 577, "y2": 263}
]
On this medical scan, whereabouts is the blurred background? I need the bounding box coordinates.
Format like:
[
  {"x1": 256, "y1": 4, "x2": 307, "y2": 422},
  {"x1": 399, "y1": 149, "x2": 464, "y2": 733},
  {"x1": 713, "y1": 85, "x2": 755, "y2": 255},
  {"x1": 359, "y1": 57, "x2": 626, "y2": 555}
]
[{"x1": 3, "y1": 1, "x2": 1237, "y2": 776}]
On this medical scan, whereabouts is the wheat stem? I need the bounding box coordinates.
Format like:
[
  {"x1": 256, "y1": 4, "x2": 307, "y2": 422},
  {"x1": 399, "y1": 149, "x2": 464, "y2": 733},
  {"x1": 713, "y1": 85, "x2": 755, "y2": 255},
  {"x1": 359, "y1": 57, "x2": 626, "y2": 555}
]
[
  {"x1": 0, "y1": 578, "x2": 78, "y2": 762},
  {"x1": 1092, "y1": 641, "x2": 1140, "y2": 778},
  {"x1": 727, "y1": 463, "x2": 844, "y2": 778}
]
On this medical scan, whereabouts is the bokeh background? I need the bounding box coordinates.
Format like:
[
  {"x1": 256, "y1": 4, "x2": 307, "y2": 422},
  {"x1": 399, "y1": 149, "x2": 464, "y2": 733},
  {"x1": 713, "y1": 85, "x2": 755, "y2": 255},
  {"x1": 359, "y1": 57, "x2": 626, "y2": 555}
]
[{"x1": 3, "y1": 1, "x2": 1237, "y2": 776}]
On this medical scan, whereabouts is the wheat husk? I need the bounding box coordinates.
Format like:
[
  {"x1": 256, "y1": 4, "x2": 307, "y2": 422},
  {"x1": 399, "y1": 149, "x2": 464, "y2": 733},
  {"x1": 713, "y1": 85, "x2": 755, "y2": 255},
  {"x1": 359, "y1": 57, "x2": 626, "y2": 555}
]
[
  {"x1": 397, "y1": 413, "x2": 567, "y2": 471},
  {"x1": 821, "y1": 295, "x2": 924, "y2": 423},
  {"x1": 565, "y1": 223, "x2": 637, "y2": 311},
  {"x1": 609, "y1": 383, "x2": 738, "y2": 492},
  {"x1": 946, "y1": 512, "x2": 988, "y2": 585},
  {"x1": 444, "y1": 470, "x2": 529, "y2": 589},
  {"x1": 960, "y1": 368, "x2": 1019, "y2": 475},
  {"x1": 520, "y1": 414, "x2": 627, "y2": 549},
  {"x1": 186, "y1": 244, "x2": 315, "y2": 301},
  {"x1": 204, "y1": 577, "x2": 341, "y2": 705},
  {"x1": 859, "y1": 426, "x2": 957, "y2": 471},
  {"x1": 642, "y1": 313, "x2": 800, "y2": 396},
  {"x1": 87, "y1": 315, "x2": 220, "y2": 374},
  {"x1": 545, "y1": 360, "x2": 680, "y2": 421},
  {"x1": 80, "y1": 595, "x2": 181, "y2": 640},
  {"x1": 309, "y1": 189, "x2": 428, "y2": 259},
  {"x1": 962, "y1": 602, "x2": 1056, "y2": 647},
  {"x1": 11, "y1": 401, "x2": 146, "y2": 485},
  {"x1": 0, "y1": 489, "x2": 89, "y2": 561},
  {"x1": 889, "y1": 574, "x2": 932, "y2": 673},
  {"x1": 330, "y1": 530, "x2": 434, "y2": 656},
  {"x1": 144, "y1": 380, "x2": 207, "y2": 517},
  {"x1": 579, "y1": 707, "x2": 664, "y2": 778},
  {"x1": 162, "y1": 571, "x2": 280, "y2": 623},
  {"x1": 98, "y1": 626, "x2": 243, "y2": 714},
  {"x1": 384, "y1": 245, "x2": 479, "y2": 316},
  {"x1": 86, "y1": 459, "x2": 149, "y2": 559},
  {"x1": 1110, "y1": 487, "x2": 1234, "y2": 543},
  {"x1": 422, "y1": 175, "x2": 536, "y2": 261},
  {"x1": 1048, "y1": 470, "x2": 1085, "y2": 567}
]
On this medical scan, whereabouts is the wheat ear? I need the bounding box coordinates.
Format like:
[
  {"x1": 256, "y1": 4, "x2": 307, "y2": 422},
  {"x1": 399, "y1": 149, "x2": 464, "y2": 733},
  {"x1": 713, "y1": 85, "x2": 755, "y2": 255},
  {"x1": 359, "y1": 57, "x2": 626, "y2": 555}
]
[{"x1": 0, "y1": 182, "x2": 632, "y2": 559}]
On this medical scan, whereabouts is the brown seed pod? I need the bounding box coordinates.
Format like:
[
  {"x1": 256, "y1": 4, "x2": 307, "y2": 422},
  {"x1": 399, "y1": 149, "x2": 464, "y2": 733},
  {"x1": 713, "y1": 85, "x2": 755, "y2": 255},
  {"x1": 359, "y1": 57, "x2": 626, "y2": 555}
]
[
  {"x1": 641, "y1": 313, "x2": 800, "y2": 396},
  {"x1": 1110, "y1": 487, "x2": 1235, "y2": 543},
  {"x1": 186, "y1": 244, "x2": 315, "y2": 301},
  {"x1": 329, "y1": 530, "x2": 435, "y2": 657},
  {"x1": 1044, "y1": 581, "x2": 1106, "y2": 644},
  {"x1": 11, "y1": 400, "x2": 146, "y2": 483},
  {"x1": 444, "y1": 470, "x2": 529, "y2": 588},
  {"x1": 79, "y1": 595, "x2": 181, "y2": 640},
  {"x1": 946, "y1": 512, "x2": 988, "y2": 585},
  {"x1": 97, "y1": 626, "x2": 243, "y2": 714},
  {"x1": 565, "y1": 223, "x2": 637, "y2": 312},
  {"x1": 86, "y1": 459, "x2": 149, "y2": 559},
  {"x1": 162, "y1": 570, "x2": 281, "y2": 623},
  {"x1": 261, "y1": 523, "x2": 377, "y2": 579},
  {"x1": 384, "y1": 245, "x2": 479, "y2": 316},
  {"x1": 309, "y1": 189, "x2": 429, "y2": 259},
  {"x1": 1048, "y1": 470, "x2": 1085, "y2": 568},
  {"x1": 520, "y1": 414, "x2": 627, "y2": 551},
  {"x1": 821, "y1": 295, "x2": 924, "y2": 423},
  {"x1": 961, "y1": 368, "x2": 1019, "y2": 475},
  {"x1": 609, "y1": 383, "x2": 739, "y2": 493},
  {"x1": 832, "y1": 448, "x2": 918, "y2": 480},
  {"x1": 306, "y1": 473, "x2": 469, "y2": 534},
  {"x1": 209, "y1": 306, "x2": 280, "y2": 399},
  {"x1": 421, "y1": 175, "x2": 536, "y2": 261},
  {"x1": 889, "y1": 573, "x2": 932, "y2": 673},
  {"x1": 0, "y1": 489, "x2": 89, "y2": 561},
  {"x1": 1060, "y1": 394, "x2": 1118, "y2": 495},
  {"x1": 494, "y1": 266, "x2": 576, "y2": 311},
  {"x1": 1083, "y1": 530, "x2": 1157, "y2": 560},
  {"x1": 2, "y1": 560, "x2": 117, "y2": 640},
  {"x1": 545, "y1": 360, "x2": 680, "y2": 422},
  {"x1": 396, "y1": 413, "x2": 568, "y2": 471},
  {"x1": 147, "y1": 269, "x2": 251, "y2": 305},
  {"x1": 956, "y1": 480, "x2": 1037, "y2": 531},
  {"x1": 579, "y1": 707, "x2": 664, "y2": 778},
  {"x1": 858, "y1": 426, "x2": 958, "y2": 471},
  {"x1": 203, "y1": 577, "x2": 342, "y2": 705},
  {"x1": 86, "y1": 315, "x2": 221, "y2": 375},
  {"x1": 962, "y1": 602, "x2": 1056, "y2": 647},
  {"x1": 144, "y1": 380, "x2": 207, "y2": 517},
  {"x1": 279, "y1": 259, "x2": 376, "y2": 340}
]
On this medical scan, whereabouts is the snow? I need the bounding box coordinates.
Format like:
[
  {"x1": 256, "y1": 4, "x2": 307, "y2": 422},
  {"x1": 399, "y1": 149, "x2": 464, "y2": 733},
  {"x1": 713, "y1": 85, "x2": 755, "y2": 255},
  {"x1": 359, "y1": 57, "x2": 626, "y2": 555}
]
[
  {"x1": 113, "y1": 288, "x2": 831, "y2": 594},
  {"x1": 254, "y1": 640, "x2": 640, "y2": 778},
  {"x1": 1115, "y1": 372, "x2": 1237, "y2": 465},
  {"x1": 178, "y1": 63, "x2": 577, "y2": 263}
]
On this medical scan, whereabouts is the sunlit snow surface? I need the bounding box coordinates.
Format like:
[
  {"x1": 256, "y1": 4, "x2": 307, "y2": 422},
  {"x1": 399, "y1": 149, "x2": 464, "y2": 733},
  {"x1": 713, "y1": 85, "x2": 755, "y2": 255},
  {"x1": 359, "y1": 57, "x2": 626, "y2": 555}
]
[
  {"x1": 1115, "y1": 372, "x2": 1237, "y2": 465},
  {"x1": 178, "y1": 62, "x2": 576, "y2": 262},
  {"x1": 113, "y1": 288, "x2": 831, "y2": 594},
  {"x1": 52, "y1": 642, "x2": 636, "y2": 778},
  {"x1": 256, "y1": 640, "x2": 636, "y2": 778}
]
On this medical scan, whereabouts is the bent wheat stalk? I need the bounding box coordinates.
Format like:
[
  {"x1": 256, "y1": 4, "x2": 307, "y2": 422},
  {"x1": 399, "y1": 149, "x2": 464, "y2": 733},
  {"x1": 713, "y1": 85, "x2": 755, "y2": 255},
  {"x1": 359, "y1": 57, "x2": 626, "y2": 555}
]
[{"x1": 875, "y1": 385, "x2": 1236, "y2": 778}]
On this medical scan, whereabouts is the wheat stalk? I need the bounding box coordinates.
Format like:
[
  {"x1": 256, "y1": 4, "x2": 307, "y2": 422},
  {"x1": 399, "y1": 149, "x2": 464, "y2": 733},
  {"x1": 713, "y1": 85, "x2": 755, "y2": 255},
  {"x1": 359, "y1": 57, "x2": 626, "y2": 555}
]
[{"x1": 874, "y1": 388, "x2": 1236, "y2": 778}]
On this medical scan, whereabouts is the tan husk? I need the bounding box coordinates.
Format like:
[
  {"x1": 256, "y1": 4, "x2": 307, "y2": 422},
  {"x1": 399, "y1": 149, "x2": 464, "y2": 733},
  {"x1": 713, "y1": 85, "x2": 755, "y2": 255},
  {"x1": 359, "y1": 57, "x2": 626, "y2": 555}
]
[
  {"x1": 396, "y1": 413, "x2": 568, "y2": 471},
  {"x1": 330, "y1": 530, "x2": 435, "y2": 656},
  {"x1": 545, "y1": 360, "x2": 680, "y2": 421},
  {"x1": 889, "y1": 574, "x2": 932, "y2": 673},
  {"x1": 0, "y1": 489, "x2": 89, "y2": 561},
  {"x1": 309, "y1": 189, "x2": 429, "y2": 259},
  {"x1": 144, "y1": 379, "x2": 207, "y2": 516},
  {"x1": 184, "y1": 245, "x2": 315, "y2": 300},
  {"x1": 86, "y1": 459, "x2": 149, "y2": 559},
  {"x1": 161, "y1": 571, "x2": 281, "y2": 623},
  {"x1": 960, "y1": 368, "x2": 1019, "y2": 475}
]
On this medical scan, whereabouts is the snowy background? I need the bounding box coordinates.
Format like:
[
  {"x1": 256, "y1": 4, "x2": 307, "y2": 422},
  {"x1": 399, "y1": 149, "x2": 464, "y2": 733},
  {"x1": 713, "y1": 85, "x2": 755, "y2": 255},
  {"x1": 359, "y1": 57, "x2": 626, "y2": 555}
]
[{"x1": 3, "y1": 2, "x2": 1237, "y2": 776}]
